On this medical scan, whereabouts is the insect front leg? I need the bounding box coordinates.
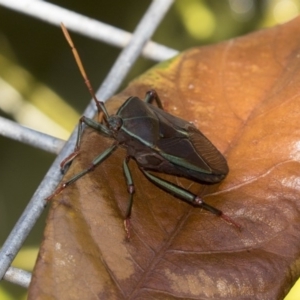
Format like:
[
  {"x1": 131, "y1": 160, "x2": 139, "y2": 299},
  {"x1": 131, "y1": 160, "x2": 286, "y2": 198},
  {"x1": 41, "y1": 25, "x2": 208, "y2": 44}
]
[
  {"x1": 144, "y1": 90, "x2": 164, "y2": 109},
  {"x1": 60, "y1": 116, "x2": 112, "y2": 172},
  {"x1": 140, "y1": 169, "x2": 241, "y2": 230},
  {"x1": 46, "y1": 144, "x2": 117, "y2": 201},
  {"x1": 122, "y1": 156, "x2": 135, "y2": 239}
]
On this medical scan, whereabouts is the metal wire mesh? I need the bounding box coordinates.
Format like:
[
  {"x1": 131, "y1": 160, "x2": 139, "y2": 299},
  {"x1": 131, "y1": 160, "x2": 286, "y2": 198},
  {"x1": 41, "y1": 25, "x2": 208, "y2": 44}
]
[{"x1": 0, "y1": 0, "x2": 176, "y2": 289}]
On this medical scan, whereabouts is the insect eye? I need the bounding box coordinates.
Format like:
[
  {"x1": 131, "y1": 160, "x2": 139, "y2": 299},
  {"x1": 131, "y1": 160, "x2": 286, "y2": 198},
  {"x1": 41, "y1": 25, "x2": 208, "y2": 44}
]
[{"x1": 108, "y1": 115, "x2": 123, "y2": 131}]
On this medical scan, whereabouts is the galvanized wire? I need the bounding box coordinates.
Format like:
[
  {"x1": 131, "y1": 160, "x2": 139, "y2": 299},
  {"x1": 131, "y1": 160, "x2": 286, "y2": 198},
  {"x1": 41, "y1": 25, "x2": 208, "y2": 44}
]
[
  {"x1": 3, "y1": 266, "x2": 31, "y2": 288},
  {"x1": 0, "y1": 0, "x2": 178, "y2": 62},
  {"x1": 0, "y1": 116, "x2": 65, "y2": 154},
  {"x1": 0, "y1": 0, "x2": 175, "y2": 287}
]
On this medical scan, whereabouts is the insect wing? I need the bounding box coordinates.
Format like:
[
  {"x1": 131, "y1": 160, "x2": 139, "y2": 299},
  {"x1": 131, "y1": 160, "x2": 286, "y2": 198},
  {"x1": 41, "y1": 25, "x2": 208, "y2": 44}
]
[
  {"x1": 150, "y1": 105, "x2": 229, "y2": 180},
  {"x1": 187, "y1": 126, "x2": 228, "y2": 175},
  {"x1": 117, "y1": 97, "x2": 160, "y2": 146},
  {"x1": 117, "y1": 97, "x2": 228, "y2": 183}
]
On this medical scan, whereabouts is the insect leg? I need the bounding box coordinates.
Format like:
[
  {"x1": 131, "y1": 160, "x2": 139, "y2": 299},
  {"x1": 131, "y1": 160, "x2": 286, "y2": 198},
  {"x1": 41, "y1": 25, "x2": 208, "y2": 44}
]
[
  {"x1": 140, "y1": 169, "x2": 240, "y2": 230},
  {"x1": 46, "y1": 144, "x2": 117, "y2": 201},
  {"x1": 144, "y1": 89, "x2": 163, "y2": 109},
  {"x1": 122, "y1": 157, "x2": 135, "y2": 238},
  {"x1": 60, "y1": 116, "x2": 111, "y2": 172}
]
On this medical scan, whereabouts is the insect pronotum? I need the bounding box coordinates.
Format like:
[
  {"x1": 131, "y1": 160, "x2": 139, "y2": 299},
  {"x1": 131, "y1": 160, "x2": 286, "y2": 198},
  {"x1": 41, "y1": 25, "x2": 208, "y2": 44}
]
[{"x1": 47, "y1": 23, "x2": 240, "y2": 238}]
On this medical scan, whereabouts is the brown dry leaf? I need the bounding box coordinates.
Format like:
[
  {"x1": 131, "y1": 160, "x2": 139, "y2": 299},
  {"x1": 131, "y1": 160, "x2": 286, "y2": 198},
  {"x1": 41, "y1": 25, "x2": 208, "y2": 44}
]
[{"x1": 29, "y1": 17, "x2": 300, "y2": 299}]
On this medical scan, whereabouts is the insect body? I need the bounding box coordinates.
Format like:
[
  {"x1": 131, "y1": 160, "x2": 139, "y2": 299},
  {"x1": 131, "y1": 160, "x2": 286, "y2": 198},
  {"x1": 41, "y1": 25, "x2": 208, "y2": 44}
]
[
  {"x1": 47, "y1": 24, "x2": 239, "y2": 237},
  {"x1": 116, "y1": 95, "x2": 229, "y2": 184}
]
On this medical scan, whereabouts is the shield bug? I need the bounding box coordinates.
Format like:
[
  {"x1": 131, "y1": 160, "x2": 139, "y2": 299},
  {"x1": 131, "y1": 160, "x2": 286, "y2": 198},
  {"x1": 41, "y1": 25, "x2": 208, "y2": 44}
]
[{"x1": 47, "y1": 24, "x2": 240, "y2": 238}]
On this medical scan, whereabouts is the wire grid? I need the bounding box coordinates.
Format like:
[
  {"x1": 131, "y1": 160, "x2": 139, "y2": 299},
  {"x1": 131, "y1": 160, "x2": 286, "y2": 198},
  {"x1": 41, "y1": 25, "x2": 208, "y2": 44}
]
[{"x1": 0, "y1": 0, "x2": 177, "y2": 289}]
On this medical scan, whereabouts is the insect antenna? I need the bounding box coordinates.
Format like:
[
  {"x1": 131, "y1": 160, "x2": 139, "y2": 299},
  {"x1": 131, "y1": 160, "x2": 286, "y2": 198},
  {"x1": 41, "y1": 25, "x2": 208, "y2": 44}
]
[{"x1": 60, "y1": 23, "x2": 109, "y2": 122}]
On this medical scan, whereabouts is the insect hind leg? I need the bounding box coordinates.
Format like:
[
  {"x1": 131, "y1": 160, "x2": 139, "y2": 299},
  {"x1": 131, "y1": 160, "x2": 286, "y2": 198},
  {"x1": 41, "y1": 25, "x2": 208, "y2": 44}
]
[{"x1": 140, "y1": 169, "x2": 241, "y2": 230}]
